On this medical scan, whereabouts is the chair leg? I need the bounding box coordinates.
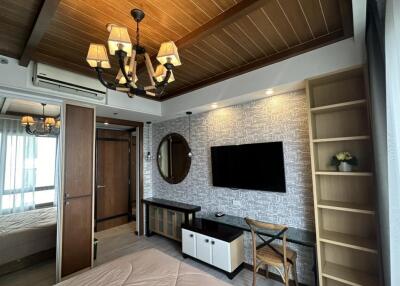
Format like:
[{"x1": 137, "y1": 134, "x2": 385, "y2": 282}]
[
  {"x1": 265, "y1": 265, "x2": 269, "y2": 279},
  {"x1": 252, "y1": 263, "x2": 257, "y2": 286},
  {"x1": 292, "y1": 261, "x2": 299, "y2": 286},
  {"x1": 284, "y1": 265, "x2": 289, "y2": 286}
]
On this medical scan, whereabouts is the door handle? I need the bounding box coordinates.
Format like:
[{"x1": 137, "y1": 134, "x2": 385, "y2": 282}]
[
  {"x1": 211, "y1": 241, "x2": 215, "y2": 245},
  {"x1": 189, "y1": 234, "x2": 194, "y2": 238},
  {"x1": 205, "y1": 239, "x2": 209, "y2": 243},
  {"x1": 97, "y1": 185, "x2": 106, "y2": 189}
]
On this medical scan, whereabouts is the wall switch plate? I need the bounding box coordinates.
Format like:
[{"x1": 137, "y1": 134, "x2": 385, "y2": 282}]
[{"x1": 232, "y1": 200, "x2": 241, "y2": 207}]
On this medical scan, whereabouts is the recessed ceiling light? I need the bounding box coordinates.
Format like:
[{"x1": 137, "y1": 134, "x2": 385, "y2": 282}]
[
  {"x1": 104, "y1": 122, "x2": 109, "y2": 125},
  {"x1": 211, "y1": 103, "x2": 218, "y2": 109},
  {"x1": 265, "y1": 89, "x2": 274, "y2": 95}
]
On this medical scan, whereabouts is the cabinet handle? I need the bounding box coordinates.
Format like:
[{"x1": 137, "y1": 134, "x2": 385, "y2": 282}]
[
  {"x1": 189, "y1": 234, "x2": 194, "y2": 238},
  {"x1": 205, "y1": 239, "x2": 209, "y2": 243},
  {"x1": 211, "y1": 241, "x2": 215, "y2": 245}
]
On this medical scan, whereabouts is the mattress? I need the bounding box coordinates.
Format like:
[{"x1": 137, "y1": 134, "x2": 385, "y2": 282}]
[
  {"x1": 0, "y1": 207, "x2": 57, "y2": 265},
  {"x1": 57, "y1": 248, "x2": 232, "y2": 286}
]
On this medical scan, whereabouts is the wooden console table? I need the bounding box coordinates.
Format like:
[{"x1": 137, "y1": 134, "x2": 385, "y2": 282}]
[{"x1": 143, "y1": 198, "x2": 201, "y2": 241}]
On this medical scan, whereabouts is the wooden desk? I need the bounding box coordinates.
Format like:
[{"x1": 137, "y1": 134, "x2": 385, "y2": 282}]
[{"x1": 202, "y1": 214, "x2": 318, "y2": 285}]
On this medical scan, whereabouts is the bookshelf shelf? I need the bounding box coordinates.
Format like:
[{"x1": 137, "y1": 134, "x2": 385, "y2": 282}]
[
  {"x1": 322, "y1": 262, "x2": 378, "y2": 286},
  {"x1": 310, "y1": 99, "x2": 366, "y2": 114},
  {"x1": 313, "y1": 136, "x2": 370, "y2": 143},
  {"x1": 317, "y1": 200, "x2": 375, "y2": 215}
]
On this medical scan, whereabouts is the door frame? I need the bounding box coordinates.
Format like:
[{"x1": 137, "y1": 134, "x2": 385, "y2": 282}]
[{"x1": 96, "y1": 117, "x2": 144, "y2": 236}]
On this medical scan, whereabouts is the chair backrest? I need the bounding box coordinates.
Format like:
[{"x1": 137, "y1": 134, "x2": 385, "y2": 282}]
[{"x1": 245, "y1": 217, "x2": 289, "y2": 267}]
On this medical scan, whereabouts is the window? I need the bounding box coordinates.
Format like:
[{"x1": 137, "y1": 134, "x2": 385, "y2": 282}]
[{"x1": 1, "y1": 134, "x2": 58, "y2": 210}]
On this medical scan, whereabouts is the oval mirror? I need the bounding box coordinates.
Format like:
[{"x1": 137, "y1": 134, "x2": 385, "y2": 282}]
[{"x1": 157, "y1": 133, "x2": 191, "y2": 184}]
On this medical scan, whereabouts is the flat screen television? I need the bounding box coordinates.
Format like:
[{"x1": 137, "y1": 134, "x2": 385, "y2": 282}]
[{"x1": 211, "y1": 142, "x2": 286, "y2": 192}]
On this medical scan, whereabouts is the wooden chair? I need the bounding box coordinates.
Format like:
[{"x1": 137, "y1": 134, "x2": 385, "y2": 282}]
[{"x1": 245, "y1": 217, "x2": 298, "y2": 286}]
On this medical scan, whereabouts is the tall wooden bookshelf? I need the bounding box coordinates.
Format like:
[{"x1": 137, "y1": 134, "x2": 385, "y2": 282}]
[{"x1": 306, "y1": 67, "x2": 381, "y2": 286}]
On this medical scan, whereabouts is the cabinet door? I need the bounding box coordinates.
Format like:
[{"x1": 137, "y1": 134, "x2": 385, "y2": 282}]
[
  {"x1": 211, "y1": 238, "x2": 231, "y2": 272},
  {"x1": 165, "y1": 210, "x2": 175, "y2": 238},
  {"x1": 149, "y1": 206, "x2": 156, "y2": 232},
  {"x1": 175, "y1": 212, "x2": 184, "y2": 241},
  {"x1": 158, "y1": 208, "x2": 165, "y2": 233},
  {"x1": 182, "y1": 229, "x2": 196, "y2": 257},
  {"x1": 196, "y1": 233, "x2": 212, "y2": 264}
]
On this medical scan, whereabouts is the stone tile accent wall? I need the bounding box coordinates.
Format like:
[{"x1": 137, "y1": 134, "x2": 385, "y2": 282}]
[{"x1": 147, "y1": 90, "x2": 315, "y2": 285}]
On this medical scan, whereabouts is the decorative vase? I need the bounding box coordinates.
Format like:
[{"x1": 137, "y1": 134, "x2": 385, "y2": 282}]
[{"x1": 338, "y1": 162, "x2": 352, "y2": 172}]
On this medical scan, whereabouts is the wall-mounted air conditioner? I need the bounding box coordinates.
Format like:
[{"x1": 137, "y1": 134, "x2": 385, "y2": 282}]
[{"x1": 33, "y1": 63, "x2": 107, "y2": 102}]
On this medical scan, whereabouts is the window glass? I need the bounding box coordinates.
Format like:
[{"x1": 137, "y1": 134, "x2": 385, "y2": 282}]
[{"x1": 36, "y1": 137, "x2": 57, "y2": 187}]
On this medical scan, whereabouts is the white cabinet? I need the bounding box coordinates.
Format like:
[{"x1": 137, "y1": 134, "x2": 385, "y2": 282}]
[
  {"x1": 182, "y1": 227, "x2": 244, "y2": 275},
  {"x1": 196, "y1": 233, "x2": 212, "y2": 264},
  {"x1": 182, "y1": 229, "x2": 196, "y2": 257}
]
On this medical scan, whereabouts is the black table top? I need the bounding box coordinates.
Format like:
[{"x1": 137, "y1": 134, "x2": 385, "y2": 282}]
[
  {"x1": 142, "y1": 197, "x2": 201, "y2": 213},
  {"x1": 202, "y1": 213, "x2": 316, "y2": 247},
  {"x1": 182, "y1": 218, "x2": 243, "y2": 242}
]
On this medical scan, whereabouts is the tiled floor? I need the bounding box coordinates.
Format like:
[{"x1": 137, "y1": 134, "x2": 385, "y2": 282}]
[{"x1": 0, "y1": 222, "x2": 282, "y2": 286}]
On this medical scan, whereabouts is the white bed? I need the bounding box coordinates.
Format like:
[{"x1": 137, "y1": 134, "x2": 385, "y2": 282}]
[
  {"x1": 57, "y1": 248, "x2": 231, "y2": 286},
  {"x1": 0, "y1": 207, "x2": 57, "y2": 266}
]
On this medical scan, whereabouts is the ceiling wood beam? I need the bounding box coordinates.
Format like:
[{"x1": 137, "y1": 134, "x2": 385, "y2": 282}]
[
  {"x1": 338, "y1": 0, "x2": 354, "y2": 37},
  {"x1": 138, "y1": 0, "x2": 270, "y2": 72},
  {"x1": 162, "y1": 30, "x2": 349, "y2": 101},
  {"x1": 19, "y1": 0, "x2": 62, "y2": 67}
]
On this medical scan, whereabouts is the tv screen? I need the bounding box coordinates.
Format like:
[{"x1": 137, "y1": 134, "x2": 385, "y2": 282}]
[{"x1": 211, "y1": 142, "x2": 286, "y2": 192}]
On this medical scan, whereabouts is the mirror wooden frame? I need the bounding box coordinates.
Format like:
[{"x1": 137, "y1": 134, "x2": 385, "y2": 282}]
[{"x1": 157, "y1": 133, "x2": 191, "y2": 184}]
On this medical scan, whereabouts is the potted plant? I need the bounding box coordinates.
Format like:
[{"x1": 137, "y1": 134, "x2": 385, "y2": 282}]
[{"x1": 331, "y1": 151, "x2": 358, "y2": 172}]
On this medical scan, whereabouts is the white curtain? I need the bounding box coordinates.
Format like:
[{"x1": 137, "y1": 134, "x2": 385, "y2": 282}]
[
  {"x1": 385, "y1": 0, "x2": 400, "y2": 284},
  {"x1": 0, "y1": 118, "x2": 37, "y2": 215}
]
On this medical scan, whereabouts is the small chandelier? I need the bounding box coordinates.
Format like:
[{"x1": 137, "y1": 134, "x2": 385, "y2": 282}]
[
  {"x1": 86, "y1": 8, "x2": 181, "y2": 98},
  {"x1": 21, "y1": 103, "x2": 60, "y2": 137}
]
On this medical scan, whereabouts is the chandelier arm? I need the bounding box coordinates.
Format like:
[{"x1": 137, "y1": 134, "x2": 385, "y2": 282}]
[
  {"x1": 25, "y1": 125, "x2": 34, "y2": 135},
  {"x1": 116, "y1": 50, "x2": 131, "y2": 84},
  {"x1": 153, "y1": 69, "x2": 172, "y2": 88},
  {"x1": 129, "y1": 85, "x2": 147, "y2": 96},
  {"x1": 95, "y1": 67, "x2": 116, "y2": 90}
]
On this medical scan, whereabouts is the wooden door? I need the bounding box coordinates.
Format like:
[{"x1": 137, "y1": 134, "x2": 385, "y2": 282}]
[
  {"x1": 96, "y1": 129, "x2": 130, "y2": 231},
  {"x1": 62, "y1": 104, "x2": 94, "y2": 277}
]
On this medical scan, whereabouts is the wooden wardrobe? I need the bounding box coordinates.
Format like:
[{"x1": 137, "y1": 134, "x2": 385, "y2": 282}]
[{"x1": 61, "y1": 104, "x2": 95, "y2": 277}]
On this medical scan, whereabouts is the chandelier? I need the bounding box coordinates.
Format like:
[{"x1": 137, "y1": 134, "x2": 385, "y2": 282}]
[
  {"x1": 20, "y1": 103, "x2": 60, "y2": 137},
  {"x1": 86, "y1": 8, "x2": 181, "y2": 98}
]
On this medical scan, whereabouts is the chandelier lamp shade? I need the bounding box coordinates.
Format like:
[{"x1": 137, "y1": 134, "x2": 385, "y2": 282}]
[
  {"x1": 86, "y1": 8, "x2": 181, "y2": 98},
  {"x1": 21, "y1": 103, "x2": 60, "y2": 137}
]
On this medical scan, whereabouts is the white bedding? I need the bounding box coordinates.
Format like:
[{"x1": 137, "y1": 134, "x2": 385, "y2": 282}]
[
  {"x1": 57, "y1": 248, "x2": 231, "y2": 286},
  {"x1": 0, "y1": 207, "x2": 57, "y2": 265}
]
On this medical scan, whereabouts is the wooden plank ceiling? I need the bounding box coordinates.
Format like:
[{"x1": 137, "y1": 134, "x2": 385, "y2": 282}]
[{"x1": 0, "y1": 0, "x2": 353, "y2": 101}]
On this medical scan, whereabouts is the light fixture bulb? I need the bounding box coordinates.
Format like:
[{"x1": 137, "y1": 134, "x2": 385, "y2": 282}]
[
  {"x1": 265, "y1": 89, "x2": 274, "y2": 96},
  {"x1": 211, "y1": 103, "x2": 218, "y2": 109}
]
